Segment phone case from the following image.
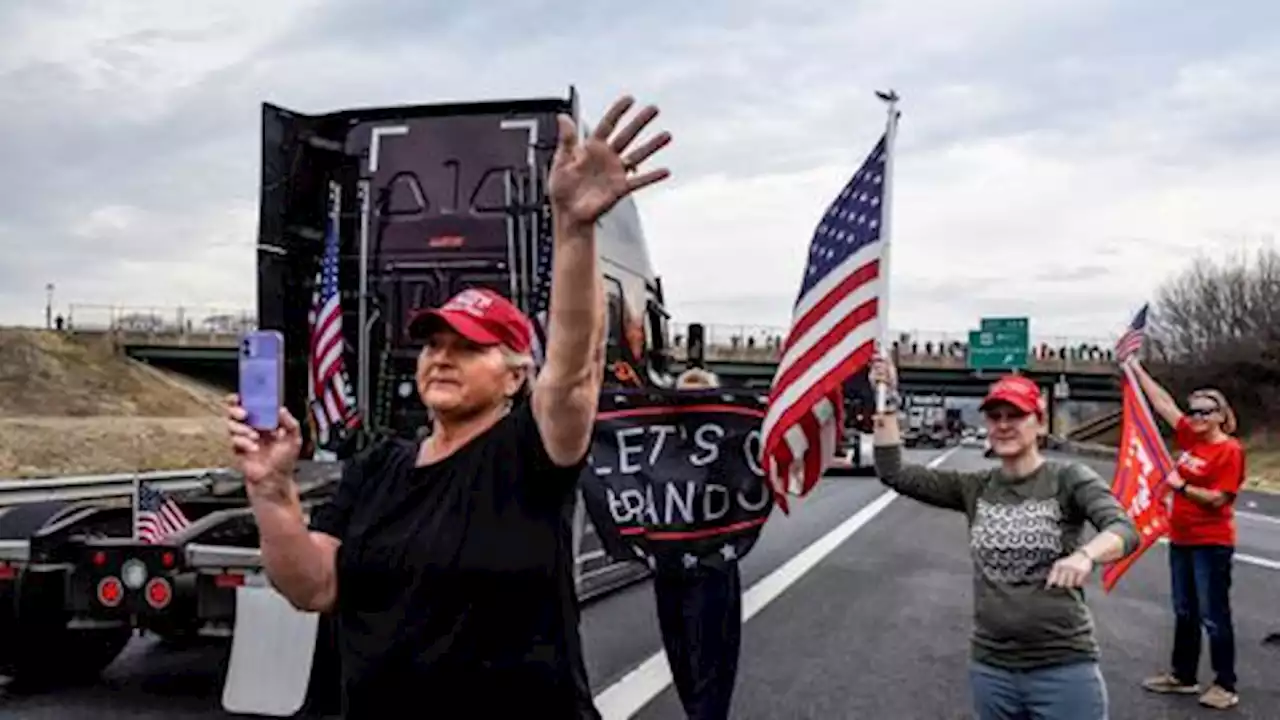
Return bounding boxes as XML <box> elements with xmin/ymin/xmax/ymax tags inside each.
<box><xmin>239</xmin><ymin>331</ymin><xmax>284</xmax><ymax>430</ymax></box>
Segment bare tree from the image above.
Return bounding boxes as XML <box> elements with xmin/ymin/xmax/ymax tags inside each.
<box><xmin>1148</xmin><ymin>247</ymin><xmax>1280</xmax><ymax>436</ymax></box>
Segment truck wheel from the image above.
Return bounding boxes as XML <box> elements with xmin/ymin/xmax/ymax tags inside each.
<box><xmin>1</xmin><ymin>623</ymin><xmax>132</xmax><ymax>692</ymax></box>
<box><xmin>0</xmin><ymin>502</ymin><xmax>131</xmax><ymax>691</ymax></box>
<box><xmin>0</xmin><ymin>502</ymin><xmax>71</xmax><ymax>684</ymax></box>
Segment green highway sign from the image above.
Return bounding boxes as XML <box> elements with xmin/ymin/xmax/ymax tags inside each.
<box><xmin>980</xmin><ymin>317</ymin><xmax>1029</xmax><ymax>333</ymax></box>
<box><xmin>968</xmin><ymin>316</ymin><xmax>1029</xmax><ymax>370</ymax></box>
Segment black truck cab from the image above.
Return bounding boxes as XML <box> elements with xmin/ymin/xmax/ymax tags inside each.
<box><xmin>255</xmin><ymin>88</ymin><xmax>674</xmax><ymax>456</ymax></box>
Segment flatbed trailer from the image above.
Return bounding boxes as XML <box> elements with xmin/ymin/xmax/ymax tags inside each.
<box><xmin>0</xmin><ymin>462</ymin><xmax>644</xmax><ymax>713</ymax></box>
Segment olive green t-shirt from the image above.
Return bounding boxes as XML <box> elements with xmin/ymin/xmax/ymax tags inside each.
<box><xmin>874</xmin><ymin>444</ymin><xmax>1139</xmax><ymax>670</ymax></box>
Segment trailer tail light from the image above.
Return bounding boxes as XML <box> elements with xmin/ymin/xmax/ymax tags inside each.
<box><xmin>97</xmin><ymin>576</ymin><xmax>124</xmax><ymax>607</ymax></box>
<box><xmin>0</xmin><ymin>564</ymin><xmax>15</xmax><ymax>580</ymax></box>
<box><xmin>145</xmin><ymin>577</ymin><xmax>173</xmax><ymax>609</ymax></box>
<box><xmin>92</xmin><ymin>551</ymin><xmax>107</xmax><ymax>567</ymax></box>
<box><xmin>215</xmin><ymin>573</ymin><xmax>246</xmax><ymax>589</ymax></box>
<box><xmin>161</xmin><ymin>551</ymin><xmax>175</xmax><ymax>568</ymax></box>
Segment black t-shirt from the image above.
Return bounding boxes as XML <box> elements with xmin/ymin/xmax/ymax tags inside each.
<box><xmin>310</xmin><ymin>401</ymin><xmax>599</xmax><ymax>719</ymax></box>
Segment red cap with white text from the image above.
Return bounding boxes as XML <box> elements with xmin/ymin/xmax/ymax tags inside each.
<box><xmin>979</xmin><ymin>374</ymin><xmax>1043</xmax><ymax>416</ymax></box>
<box><xmin>406</xmin><ymin>288</ymin><xmax>533</xmax><ymax>355</ymax></box>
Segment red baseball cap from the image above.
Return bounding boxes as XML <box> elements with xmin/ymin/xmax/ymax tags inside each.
<box><xmin>406</xmin><ymin>288</ymin><xmax>533</xmax><ymax>355</ymax></box>
<box><xmin>979</xmin><ymin>374</ymin><xmax>1044</xmax><ymax>416</ymax></box>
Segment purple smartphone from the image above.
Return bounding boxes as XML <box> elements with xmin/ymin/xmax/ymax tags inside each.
<box><xmin>238</xmin><ymin>330</ymin><xmax>284</xmax><ymax>431</ymax></box>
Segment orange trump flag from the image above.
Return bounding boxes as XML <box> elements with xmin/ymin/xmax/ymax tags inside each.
<box><xmin>1101</xmin><ymin>364</ymin><xmax>1176</xmax><ymax>592</ymax></box>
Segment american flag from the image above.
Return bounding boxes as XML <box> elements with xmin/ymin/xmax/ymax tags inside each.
<box><xmin>308</xmin><ymin>182</ymin><xmax>360</xmax><ymax>448</ymax></box>
<box><xmin>761</xmin><ymin>134</ymin><xmax>890</xmax><ymax>505</ymax></box>
<box><xmin>1116</xmin><ymin>303</ymin><xmax>1149</xmax><ymax>361</ymax></box>
<box><xmin>135</xmin><ymin>481</ymin><xmax>191</xmax><ymax>544</ymax></box>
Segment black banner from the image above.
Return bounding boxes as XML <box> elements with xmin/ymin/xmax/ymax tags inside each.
<box><xmin>579</xmin><ymin>389</ymin><xmax>774</xmax><ymax>570</ymax></box>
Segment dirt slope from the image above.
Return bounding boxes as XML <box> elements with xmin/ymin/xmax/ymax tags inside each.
<box><xmin>0</xmin><ymin>329</ymin><xmax>232</xmax><ymax>478</ymax></box>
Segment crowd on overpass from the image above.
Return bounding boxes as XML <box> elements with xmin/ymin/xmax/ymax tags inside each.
<box><xmin>669</xmin><ymin>327</ymin><xmax>1123</xmax><ymax>364</ymax></box>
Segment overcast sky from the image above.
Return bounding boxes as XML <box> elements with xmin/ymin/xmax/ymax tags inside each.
<box><xmin>2</xmin><ymin>0</ymin><xmax>1277</xmax><ymax>345</ymax></box>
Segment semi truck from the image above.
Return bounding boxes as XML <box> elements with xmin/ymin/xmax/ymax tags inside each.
<box><xmin>0</xmin><ymin>89</ymin><xmax>677</xmax><ymax>716</ymax></box>
<box><xmin>902</xmin><ymin>394</ymin><xmax>950</xmax><ymax>448</ymax></box>
<box><xmin>829</xmin><ymin>371</ymin><xmax>878</xmax><ymax>475</ymax></box>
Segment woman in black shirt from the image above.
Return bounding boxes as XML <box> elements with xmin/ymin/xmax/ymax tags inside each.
<box><xmin>224</xmin><ymin>95</ymin><xmax>672</xmax><ymax>718</ymax></box>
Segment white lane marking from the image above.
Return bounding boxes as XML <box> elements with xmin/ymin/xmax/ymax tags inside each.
<box><xmin>1237</xmin><ymin>510</ymin><xmax>1280</xmax><ymax>526</ymax></box>
<box><xmin>592</xmin><ymin>445</ymin><xmax>962</xmax><ymax>719</ymax></box>
<box><xmin>1154</xmin><ymin>538</ymin><xmax>1280</xmax><ymax>571</ymax></box>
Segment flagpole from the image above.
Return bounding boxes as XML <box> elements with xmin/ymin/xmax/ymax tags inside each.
<box><xmin>131</xmin><ymin>472</ymin><xmax>140</xmax><ymax>541</ymax></box>
<box><xmin>874</xmin><ymin>89</ymin><xmax>901</xmax><ymax>413</ymax></box>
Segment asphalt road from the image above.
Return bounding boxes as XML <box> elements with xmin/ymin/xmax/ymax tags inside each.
<box><xmin>629</xmin><ymin>448</ymin><xmax>1280</xmax><ymax>719</ymax></box>
<box><xmin>3</xmin><ymin>447</ymin><xmax>1278</xmax><ymax>719</ymax></box>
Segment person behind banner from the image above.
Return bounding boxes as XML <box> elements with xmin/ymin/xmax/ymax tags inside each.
<box><xmin>222</xmin><ymin>95</ymin><xmax>672</xmax><ymax>719</ymax></box>
<box><xmin>868</xmin><ymin>357</ymin><xmax>1139</xmax><ymax>720</ymax></box>
<box><xmin>1127</xmin><ymin>358</ymin><xmax>1245</xmax><ymax>710</ymax></box>
<box><xmin>650</xmin><ymin>367</ymin><xmax>743</xmax><ymax>720</ymax></box>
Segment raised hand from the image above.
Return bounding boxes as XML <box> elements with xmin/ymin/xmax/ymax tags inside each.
<box><xmin>224</xmin><ymin>393</ymin><xmax>302</xmax><ymax>500</ymax></box>
<box><xmin>548</xmin><ymin>95</ymin><xmax>672</xmax><ymax>229</ymax></box>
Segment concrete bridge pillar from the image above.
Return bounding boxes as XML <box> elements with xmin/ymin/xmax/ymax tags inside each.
<box><xmin>1050</xmin><ymin>375</ymin><xmax>1072</xmax><ymax>436</ymax></box>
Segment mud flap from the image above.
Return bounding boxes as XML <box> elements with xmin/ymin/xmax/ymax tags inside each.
<box><xmin>221</xmin><ymin>584</ymin><xmax>320</xmax><ymax>717</ymax></box>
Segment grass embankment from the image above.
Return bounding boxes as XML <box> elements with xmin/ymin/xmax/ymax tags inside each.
<box><xmin>0</xmin><ymin>329</ymin><xmax>231</xmax><ymax>478</ymax></box>
<box><xmin>1245</xmin><ymin>441</ymin><xmax>1280</xmax><ymax>494</ymax></box>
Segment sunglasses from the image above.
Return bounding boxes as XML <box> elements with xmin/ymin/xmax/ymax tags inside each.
<box><xmin>984</xmin><ymin>408</ymin><xmax>1030</xmax><ymax>423</ymax></box>
<box><xmin>1187</xmin><ymin>406</ymin><xmax>1219</xmax><ymax>418</ymax></box>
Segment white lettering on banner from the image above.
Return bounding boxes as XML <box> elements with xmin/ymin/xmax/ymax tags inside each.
<box><xmin>649</xmin><ymin>425</ymin><xmax>678</xmax><ymax>467</ymax></box>
<box><xmin>616</xmin><ymin>427</ymin><xmax>646</xmax><ymax>474</ymax></box>
<box><xmin>690</xmin><ymin>424</ymin><xmax>724</xmax><ymax>467</ymax></box>
<box><xmin>592</xmin><ymin>422</ymin><xmax>764</xmax><ymax>476</ymax></box>
<box><xmin>665</xmin><ymin>481</ymin><xmax>696</xmax><ymax>524</ymax></box>
<box><xmin>704</xmin><ymin>485</ymin><xmax>729</xmax><ymax>523</ymax></box>
<box><xmin>739</xmin><ymin>479</ymin><xmax>770</xmax><ymax>512</ymax></box>
<box><xmin>743</xmin><ymin>430</ymin><xmax>764</xmax><ymax>477</ymax></box>
<box><xmin>592</xmin><ymin>415</ymin><xmax>772</xmax><ymax>529</ymax></box>
<box><xmin>1126</xmin><ymin>434</ymin><xmax>1154</xmax><ymax>516</ymax></box>
<box><xmin>608</xmin><ymin>488</ymin><xmax>646</xmax><ymax>524</ymax></box>
<box><xmin>605</xmin><ymin>481</ymin><xmax>769</xmax><ymax>526</ymax></box>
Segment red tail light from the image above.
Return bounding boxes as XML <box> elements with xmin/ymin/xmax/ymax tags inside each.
<box><xmin>161</xmin><ymin>552</ymin><xmax>175</xmax><ymax>568</ymax></box>
<box><xmin>97</xmin><ymin>576</ymin><xmax>124</xmax><ymax>607</ymax></box>
<box><xmin>92</xmin><ymin>551</ymin><xmax>107</xmax><ymax>567</ymax></box>
<box><xmin>0</xmin><ymin>564</ymin><xmax>15</xmax><ymax>581</ymax></box>
<box><xmin>144</xmin><ymin>577</ymin><xmax>173</xmax><ymax>609</ymax></box>
<box><xmin>215</xmin><ymin>573</ymin><xmax>246</xmax><ymax>589</ymax></box>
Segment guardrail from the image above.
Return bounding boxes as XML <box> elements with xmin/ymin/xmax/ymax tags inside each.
<box><xmin>61</xmin><ymin>304</ymin><xmax>257</xmax><ymax>335</ymax></box>
<box><xmin>668</xmin><ymin>323</ymin><xmax>1121</xmax><ymax>353</ymax></box>
<box><xmin>0</xmin><ymin>468</ymin><xmax>230</xmax><ymax>507</ymax></box>
<box><xmin>667</xmin><ymin>322</ymin><xmax>1125</xmax><ymax>366</ymax></box>
<box><xmin>50</xmin><ymin>304</ymin><xmax>1122</xmax><ymax>360</ymax></box>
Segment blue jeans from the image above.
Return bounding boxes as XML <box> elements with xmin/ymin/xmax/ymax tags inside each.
<box><xmin>1169</xmin><ymin>544</ymin><xmax>1236</xmax><ymax>691</ymax></box>
<box><xmin>970</xmin><ymin>660</ymin><xmax>1108</xmax><ymax>720</ymax></box>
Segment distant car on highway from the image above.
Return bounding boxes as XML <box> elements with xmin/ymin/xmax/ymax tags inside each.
<box><xmin>827</xmin><ymin>425</ymin><xmax>876</xmax><ymax>476</ymax></box>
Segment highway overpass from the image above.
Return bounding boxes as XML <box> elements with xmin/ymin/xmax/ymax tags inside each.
<box><xmin>82</xmin><ymin>319</ymin><xmax>1123</xmax><ymax>435</ymax></box>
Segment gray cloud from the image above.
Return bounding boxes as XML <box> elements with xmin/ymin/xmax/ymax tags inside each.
<box><xmin>1</xmin><ymin>0</ymin><xmax>1278</xmax><ymax>336</ymax></box>
<box><xmin>1032</xmin><ymin>265</ymin><xmax>1111</xmax><ymax>283</ymax></box>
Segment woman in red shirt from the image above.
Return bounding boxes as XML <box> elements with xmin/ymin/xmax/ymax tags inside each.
<box><xmin>1127</xmin><ymin>358</ymin><xmax>1246</xmax><ymax>711</ymax></box>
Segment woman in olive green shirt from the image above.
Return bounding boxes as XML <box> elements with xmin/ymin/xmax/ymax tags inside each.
<box><xmin>869</xmin><ymin>357</ymin><xmax>1139</xmax><ymax>720</ymax></box>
